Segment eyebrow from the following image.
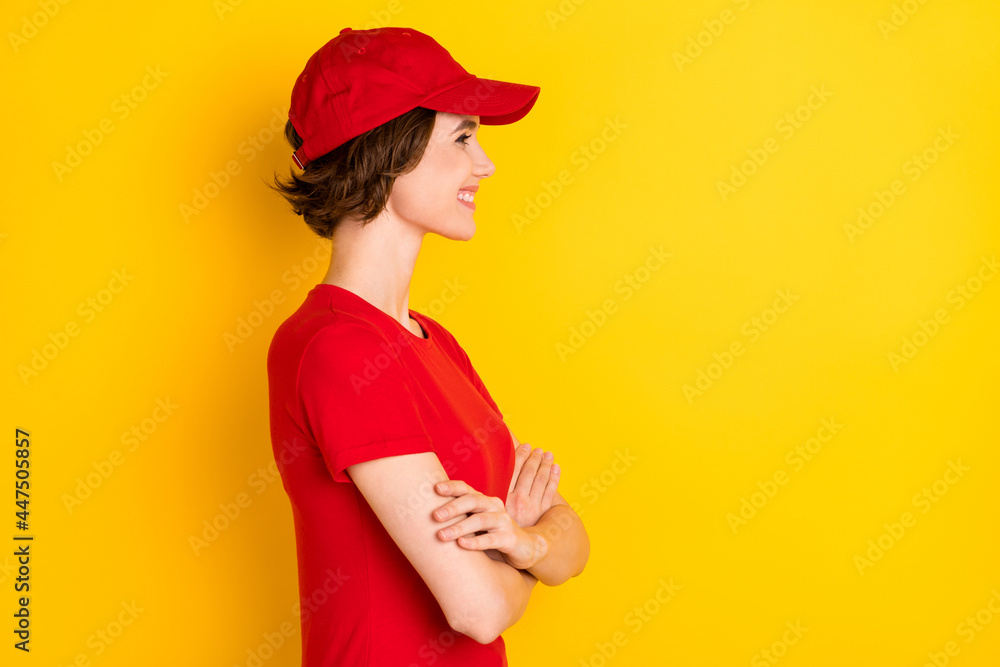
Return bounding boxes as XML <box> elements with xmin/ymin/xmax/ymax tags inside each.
<box><xmin>453</xmin><ymin>119</ymin><xmax>479</xmax><ymax>133</ymax></box>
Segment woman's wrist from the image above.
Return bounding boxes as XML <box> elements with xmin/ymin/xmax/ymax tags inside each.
<box><xmin>500</xmin><ymin>525</ymin><xmax>549</xmax><ymax>571</ymax></box>
<box><xmin>525</xmin><ymin>526</ymin><xmax>549</xmax><ymax>569</ymax></box>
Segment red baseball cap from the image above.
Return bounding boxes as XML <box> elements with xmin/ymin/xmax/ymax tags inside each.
<box><xmin>288</xmin><ymin>27</ymin><xmax>541</xmax><ymax>169</ymax></box>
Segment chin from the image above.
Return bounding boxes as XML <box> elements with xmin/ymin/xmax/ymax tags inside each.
<box><xmin>436</xmin><ymin>219</ymin><xmax>476</xmax><ymax>241</ymax></box>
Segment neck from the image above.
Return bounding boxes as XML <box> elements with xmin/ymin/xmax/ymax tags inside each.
<box><xmin>321</xmin><ymin>211</ymin><xmax>426</xmax><ymax>330</ymax></box>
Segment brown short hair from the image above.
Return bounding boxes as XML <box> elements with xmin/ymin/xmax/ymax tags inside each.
<box><xmin>268</xmin><ymin>106</ymin><xmax>438</xmax><ymax>239</ymax></box>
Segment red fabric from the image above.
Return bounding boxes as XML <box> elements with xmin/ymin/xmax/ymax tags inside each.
<box><xmin>267</xmin><ymin>283</ymin><xmax>514</xmax><ymax>666</ymax></box>
<box><xmin>288</xmin><ymin>26</ymin><xmax>541</xmax><ymax>168</ymax></box>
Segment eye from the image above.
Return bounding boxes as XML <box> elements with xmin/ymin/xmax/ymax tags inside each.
<box><xmin>456</xmin><ymin>133</ymin><xmax>472</xmax><ymax>146</ymax></box>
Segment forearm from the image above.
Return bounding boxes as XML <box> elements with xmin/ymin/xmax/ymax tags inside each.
<box><xmin>497</xmin><ymin>560</ymin><xmax>538</xmax><ymax>634</ymax></box>
<box><xmin>523</xmin><ymin>504</ymin><xmax>590</xmax><ymax>587</ymax></box>
<box><xmin>468</xmin><ymin>558</ymin><xmax>537</xmax><ymax>644</ymax></box>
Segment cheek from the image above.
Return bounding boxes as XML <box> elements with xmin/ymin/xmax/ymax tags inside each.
<box><xmin>386</xmin><ymin>178</ymin><xmax>422</xmax><ymax>219</ymax></box>
<box><xmin>425</xmin><ymin>143</ymin><xmax>472</xmax><ymax>178</ymax></box>
<box><xmin>388</xmin><ymin>174</ymin><xmax>446</xmax><ymax>218</ymax></box>
<box><xmin>389</xmin><ymin>148</ymin><xmax>470</xmax><ymax>216</ymax></box>
<box><xmin>420</xmin><ymin>163</ymin><xmax>466</xmax><ymax>204</ymax></box>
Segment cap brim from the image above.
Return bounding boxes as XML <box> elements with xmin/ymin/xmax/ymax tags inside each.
<box><xmin>419</xmin><ymin>77</ymin><xmax>540</xmax><ymax>125</ymax></box>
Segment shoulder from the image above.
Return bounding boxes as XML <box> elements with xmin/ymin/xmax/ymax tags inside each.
<box><xmin>294</xmin><ymin>321</ymin><xmax>421</xmax><ymax>405</ymax></box>
<box><xmin>269</xmin><ymin>304</ymin><xmax>404</xmax><ymax>382</ymax></box>
<box><xmin>301</xmin><ymin>319</ymin><xmax>405</xmax><ymax>365</ymax></box>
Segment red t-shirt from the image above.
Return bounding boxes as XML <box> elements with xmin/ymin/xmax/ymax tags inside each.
<box><xmin>267</xmin><ymin>283</ymin><xmax>515</xmax><ymax>666</ymax></box>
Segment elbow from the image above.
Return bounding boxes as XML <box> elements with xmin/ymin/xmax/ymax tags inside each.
<box><xmin>553</xmin><ymin>526</ymin><xmax>591</xmax><ymax>585</ymax></box>
<box><xmin>446</xmin><ymin>608</ymin><xmax>502</xmax><ymax>645</ymax></box>
<box><xmin>570</xmin><ymin>520</ymin><xmax>591</xmax><ymax>579</ymax></box>
<box><xmin>557</xmin><ymin>529</ymin><xmax>591</xmax><ymax>584</ymax></box>
<box><xmin>576</xmin><ymin>531</ymin><xmax>591</xmax><ymax>577</ymax></box>
<box><xmin>444</xmin><ymin>557</ymin><xmax>521</xmax><ymax>644</ymax></box>
<box><xmin>467</xmin><ymin>622</ymin><xmax>503</xmax><ymax>646</ymax></box>
<box><xmin>445</xmin><ymin>577</ymin><xmax>509</xmax><ymax>645</ymax></box>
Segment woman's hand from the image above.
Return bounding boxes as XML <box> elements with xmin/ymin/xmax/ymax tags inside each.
<box><xmin>505</xmin><ymin>444</ymin><xmax>561</xmax><ymax>529</ymax></box>
<box><xmin>432</xmin><ymin>480</ymin><xmax>548</xmax><ymax>571</ymax></box>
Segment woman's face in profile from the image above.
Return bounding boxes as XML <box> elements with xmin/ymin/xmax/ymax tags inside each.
<box><xmin>386</xmin><ymin>111</ymin><xmax>495</xmax><ymax>241</ymax></box>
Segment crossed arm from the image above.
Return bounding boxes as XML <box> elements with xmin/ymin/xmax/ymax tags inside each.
<box><xmin>505</xmin><ymin>428</ymin><xmax>590</xmax><ymax>586</ymax></box>
<box><xmin>432</xmin><ymin>425</ymin><xmax>590</xmax><ymax>586</ymax></box>
<box><xmin>348</xmin><ymin>452</ymin><xmax>539</xmax><ymax>644</ymax></box>
<box><xmin>346</xmin><ymin>426</ymin><xmax>589</xmax><ymax>643</ymax></box>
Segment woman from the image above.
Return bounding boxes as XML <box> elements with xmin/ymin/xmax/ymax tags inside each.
<box><xmin>266</xmin><ymin>27</ymin><xmax>590</xmax><ymax>666</ymax></box>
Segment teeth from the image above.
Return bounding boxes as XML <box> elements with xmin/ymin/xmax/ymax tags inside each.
<box><xmin>458</xmin><ymin>191</ymin><xmax>475</xmax><ymax>202</ymax></box>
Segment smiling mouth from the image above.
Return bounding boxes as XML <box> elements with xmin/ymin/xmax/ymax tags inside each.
<box><xmin>457</xmin><ymin>191</ymin><xmax>475</xmax><ymax>210</ymax></box>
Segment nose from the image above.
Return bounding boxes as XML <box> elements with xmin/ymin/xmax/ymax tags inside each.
<box><xmin>474</xmin><ymin>142</ymin><xmax>496</xmax><ymax>179</ymax></box>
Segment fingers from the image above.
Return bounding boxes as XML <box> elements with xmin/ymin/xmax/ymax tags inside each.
<box><xmin>513</xmin><ymin>443</ymin><xmax>532</xmax><ymax>470</ymax></box>
<box><xmin>432</xmin><ymin>494</ymin><xmax>478</xmax><ymax>522</ymax></box>
<box><xmin>540</xmin><ymin>460</ymin><xmax>561</xmax><ymax>512</ymax></box>
<box><xmin>507</xmin><ymin>443</ymin><xmax>532</xmax><ymax>499</ymax></box>
<box><xmin>529</xmin><ymin>450</ymin><xmax>555</xmax><ymax>501</ymax></box>
<box><xmin>455</xmin><ymin>531</ymin><xmax>504</xmax><ymax>551</ymax></box>
<box><xmin>513</xmin><ymin>447</ymin><xmax>545</xmax><ymax>495</ymax></box>
<box><xmin>458</xmin><ymin>525</ymin><xmax>540</xmax><ymax>571</ymax></box>
<box><xmin>433</xmin><ymin>480</ymin><xmax>495</xmax><ymax>522</ymax></box>
<box><xmin>435</xmin><ymin>479</ymin><xmax>471</xmax><ymax>497</ymax></box>
<box><xmin>437</xmin><ymin>510</ymin><xmax>508</xmax><ymax>543</ymax></box>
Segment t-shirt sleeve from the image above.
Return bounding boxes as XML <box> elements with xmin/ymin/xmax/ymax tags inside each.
<box><xmin>296</xmin><ymin>324</ymin><xmax>436</xmax><ymax>484</ymax></box>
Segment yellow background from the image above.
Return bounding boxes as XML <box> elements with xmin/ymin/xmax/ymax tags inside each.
<box><xmin>4</xmin><ymin>0</ymin><xmax>999</xmax><ymax>665</ymax></box>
